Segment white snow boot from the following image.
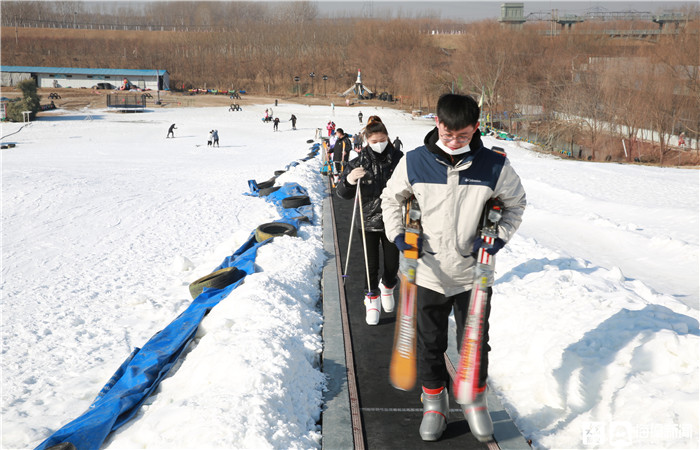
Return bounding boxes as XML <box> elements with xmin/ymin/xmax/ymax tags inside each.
<box><xmin>419</xmin><ymin>386</ymin><xmax>449</xmax><ymax>441</ymax></box>
<box><xmin>379</xmin><ymin>279</ymin><xmax>395</xmax><ymax>313</ymax></box>
<box><xmin>461</xmin><ymin>386</ymin><xmax>493</xmax><ymax>442</ymax></box>
<box><xmin>364</xmin><ymin>293</ymin><xmax>380</xmax><ymax>325</ymax></box>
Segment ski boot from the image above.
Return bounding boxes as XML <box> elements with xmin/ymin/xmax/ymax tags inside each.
<box><xmin>364</xmin><ymin>293</ymin><xmax>380</xmax><ymax>325</ymax></box>
<box><xmin>419</xmin><ymin>386</ymin><xmax>449</xmax><ymax>441</ymax></box>
<box><xmin>379</xmin><ymin>279</ymin><xmax>395</xmax><ymax>313</ymax></box>
<box><xmin>461</xmin><ymin>386</ymin><xmax>493</xmax><ymax>442</ymax></box>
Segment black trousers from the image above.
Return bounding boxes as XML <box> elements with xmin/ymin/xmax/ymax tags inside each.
<box><xmin>358</xmin><ymin>230</ymin><xmax>399</xmax><ymax>294</ymax></box>
<box><xmin>416</xmin><ymin>285</ymin><xmax>492</xmax><ymax>390</ymax></box>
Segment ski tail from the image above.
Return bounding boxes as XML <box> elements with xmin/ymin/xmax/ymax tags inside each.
<box><xmin>453</xmin><ymin>198</ymin><xmax>503</xmax><ymax>405</ymax></box>
<box><xmin>389</xmin><ymin>273</ymin><xmax>418</xmax><ymax>390</ymax></box>
<box><xmin>389</xmin><ymin>196</ymin><xmax>422</xmax><ymax>391</ymax></box>
<box><xmin>453</xmin><ymin>273</ymin><xmax>489</xmax><ymax>404</ymax></box>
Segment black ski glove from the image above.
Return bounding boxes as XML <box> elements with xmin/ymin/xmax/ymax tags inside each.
<box><xmin>472</xmin><ymin>237</ymin><xmax>505</xmax><ymax>256</ymax></box>
<box><xmin>394</xmin><ymin>233</ymin><xmax>423</xmax><ymax>253</ymax></box>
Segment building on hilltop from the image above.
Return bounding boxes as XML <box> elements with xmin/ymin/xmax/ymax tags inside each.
<box><xmin>0</xmin><ymin>66</ymin><xmax>169</xmax><ymax>91</ymax></box>
<box><xmin>499</xmin><ymin>3</ymin><xmax>526</xmax><ymax>29</ymax></box>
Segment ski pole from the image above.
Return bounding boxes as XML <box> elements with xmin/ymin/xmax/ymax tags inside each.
<box><xmin>329</xmin><ymin>160</ymin><xmax>337</xmax><ymax>188</ymax></box>
<box><xmin>342</xmin><ymin>183</ymin><xmax>360</xmax><ymax>283</ymax></box>
<box><xmin>356</xmin><ymin>182</ymin><xmax>373</xmax><ymax>296</ymax></box>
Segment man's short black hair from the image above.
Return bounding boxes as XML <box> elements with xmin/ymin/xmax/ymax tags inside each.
<box><xmin>436</xmin><ymin>93</ymin><xmax>480</xmax><ymax>131</ymax></box>
<box><xmin>336</xmin><ymin>128</ymin><xmax>344</xmax><ymax>135</ymax></box>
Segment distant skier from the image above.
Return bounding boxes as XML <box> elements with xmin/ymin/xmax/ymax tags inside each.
<box><xmin>212</xmin><ymin>129</ymin><xmax>219</xmax><ymax>147</ymax></box>
<box><xmin>273</xmin><ymin>117</ymin><xmax>280</xmax><ymax>131</ymax></box>
<box><xmin>353</xmin><ymin>132</ymin><xmax>363</xmax><ymax>152</ymax></box>
<box><xmin>290</xmin><ymin>114</ymin><xmax>297</xmax><ymax>130</ymax></box>
<box><xmin>167</xmin><ymin>123</ymin><xmax>177</xmax><ymax>138</ymax></box>
<box><xmin>392</xmin><ymin>136</ymin><xmax>403</xmax><ymax>152</ymax></box>
<box><xmin>358</xmin><ymin>111</ymin><xmax>363</xmax><ymax>123</ymax></box>
<box><xmin>207</xmin><ymin>130</ymin><xmax>213</xmax><ymax>147</ymax></box>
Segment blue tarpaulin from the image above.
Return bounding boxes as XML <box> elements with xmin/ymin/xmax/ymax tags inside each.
<box><xmin>267</xmin><ymin>183</ymin><xmax>314</xmax><ymax>225</ymax></box>
<box><xmin>245</xmin><ymin>182</ymin><xmax>314</xmax><ymax>225</ymax></box>
<box><xmin>35</xmin><ymin>235</ymin><xmax>267</xmax><ymax>450</ymax></box>
<box><xmin>35</xmin><ymin>153</ymin><xmax>320</xmax><ymax>450</ymax></box>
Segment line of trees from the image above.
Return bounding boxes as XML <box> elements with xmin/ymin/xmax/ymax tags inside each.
<box><xmin>2</xmin><ymin>1</ymin><xmax>698</xmax><ymax>164</ymax></box>
<box><xmin>1</xmin><ymin>1</ymin><xmax>318</xmax><ymax>30</ymax></box>
<box><xmin>444</xmin><ymin>20</ymin><xmax>699</xmax><ymax>163</ymax></box>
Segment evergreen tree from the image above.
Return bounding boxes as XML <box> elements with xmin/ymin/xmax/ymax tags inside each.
<box><xmin>6</xmin><ymin>79</ymin><xmax>41</xmax><ymax>122</ymax></box>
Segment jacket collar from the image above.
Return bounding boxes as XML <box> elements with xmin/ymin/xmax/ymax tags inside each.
<box><xmin>423</xmin><ymin>127</ymin><xmax>484</xmax><ymax>167</ymax></box>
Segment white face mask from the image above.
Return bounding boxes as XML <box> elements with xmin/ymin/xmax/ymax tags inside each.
<box><xmin>436</xmin><ymin>139</ymin><xmax>471</xmax><ymax>156</ymax></box>
<box><xmin>369</xmin><ymin>140</ymin><xmax>388</xmax><ymax>153</ymax></box>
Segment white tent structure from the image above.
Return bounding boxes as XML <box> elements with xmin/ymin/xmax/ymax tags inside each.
<box><xmin>342</xmin><ymin>69</ymin><xmax>373</xmax><ymax>99</ymax></box>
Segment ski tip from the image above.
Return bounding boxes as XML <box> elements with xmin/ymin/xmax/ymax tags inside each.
<box><xmin>389</xmin><ymin>380</ymin><xmax>415</xmax><ymax>392</ymax></box>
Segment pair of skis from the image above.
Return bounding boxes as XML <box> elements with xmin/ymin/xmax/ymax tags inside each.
<box><xmin>389</xmin><ymin>196</ymin><xmax>503</xmax><ymax>404</ymax></box>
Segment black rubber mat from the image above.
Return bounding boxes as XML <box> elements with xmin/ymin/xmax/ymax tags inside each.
<box><xmin>332</xmin><ymin>188</ymin><xmax>489</xmax><ymax>449</ymax></box>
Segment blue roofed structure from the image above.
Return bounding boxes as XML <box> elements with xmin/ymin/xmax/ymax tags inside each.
<box><xmin>0</xmin><ymin>66</ymin><xmax>169</xmax><ymax>91</ymax></box>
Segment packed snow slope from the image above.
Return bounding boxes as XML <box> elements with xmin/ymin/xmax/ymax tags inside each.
<box><xmin>2</xmin><ymin>101</ymin><xmax>698</xmax><ymax>449</ymax></box>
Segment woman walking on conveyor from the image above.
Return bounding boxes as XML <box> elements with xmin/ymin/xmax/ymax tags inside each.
<box><xmin>337</xmin><ymin>116</ymin><xmax>403</xmax><ymax>325</ymax></box>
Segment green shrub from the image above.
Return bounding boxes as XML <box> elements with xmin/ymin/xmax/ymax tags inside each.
<box><xmin>6</xmin><ymin>79</ymin><xmax>41</xmax><ymax>122</ymax></box>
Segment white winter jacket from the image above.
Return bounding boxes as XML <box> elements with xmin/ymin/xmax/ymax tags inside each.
<box><xmin>381</xmin><ymin>128</ymin><xmax>526</xmax><ymax>296</ymax></box>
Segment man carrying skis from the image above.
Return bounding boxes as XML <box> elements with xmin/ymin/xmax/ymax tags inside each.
<box><xmin>381</xmin><ymin>93</ymin><xmax>526</xmax><ymax>443</ymax></box>
<box><xmin>332</xmin><ymin>128</ymin><xmax>352</xmax><ymax>181</ymax></box>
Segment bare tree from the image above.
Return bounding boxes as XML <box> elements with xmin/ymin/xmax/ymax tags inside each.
<box><xmin>280</xmin><ymin>1</ymin><xmax>319</xmax><ymax>24</ymax></box>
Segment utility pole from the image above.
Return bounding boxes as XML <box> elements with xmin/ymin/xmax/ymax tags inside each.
<box><xmin>155</xmin><ymin>69</ymin><xmax>161</xmax><ymax>105</ymax></box>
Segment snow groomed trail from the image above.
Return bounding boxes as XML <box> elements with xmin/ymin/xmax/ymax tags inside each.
<box><xmin>321</xmin><ymin>173</ymin><xmax>530</xmax><ymax>449</ymax></box>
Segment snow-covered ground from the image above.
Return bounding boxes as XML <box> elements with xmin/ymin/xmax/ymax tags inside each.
<box><xmin>2</xmin><ymin>101</ymin><xmax>698</xmax><ymax>449</ymax></box>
